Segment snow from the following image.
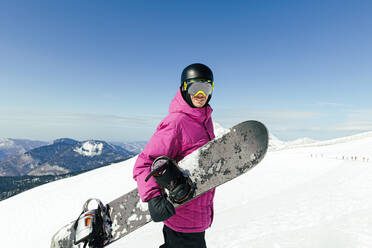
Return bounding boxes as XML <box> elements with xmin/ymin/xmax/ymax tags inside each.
<box><xmin>213</xmin><ymin>122</ymin><xmax>230</xmax><ymax>139</ymax></box>
<box><xmin>268</xmin><ymin>133</ymin><xmax>286</xmax><ymax>150</ymax></box>
<box><xmin>73</xmin><ymin>141</ymin><xmax>104</xmax><ymax>156</ymax></box>
<box><xmin>1</xmin><ymin>124</ymin><xmax>372</xmax><ymax>247</ymax></box>
<box><xmin>285</xmin><ymin>137</ymin><xmax>318</xmax><ymax>147</ymax></box>
<box><xmin>0</xmin><ymin>138</ymin><xmax>15</xmax><ymax>148</ymax></box>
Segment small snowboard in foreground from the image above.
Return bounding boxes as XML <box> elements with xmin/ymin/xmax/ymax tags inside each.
<box><xmin>51</xmin><ymin>120</ymin><xmax>269</xmax><ymax>248</ymax></box>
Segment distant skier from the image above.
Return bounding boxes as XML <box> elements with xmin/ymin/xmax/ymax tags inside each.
<box><xmin>133</xmin><ymin>63</ymin><xmax>216</xmax><ymax>248</ymax></box>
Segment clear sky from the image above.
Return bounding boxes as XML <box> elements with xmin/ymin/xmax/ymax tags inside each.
<box><xmin>1</xmin><ymin>0</ymin><xmax>371</xmax><ymax>142</ymax></box>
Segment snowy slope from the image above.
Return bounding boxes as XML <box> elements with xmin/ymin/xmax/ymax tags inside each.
<box><xmin>1</xmin><ymin>126</ymin><xmax>372</xmax><ymax>248</ymax></box>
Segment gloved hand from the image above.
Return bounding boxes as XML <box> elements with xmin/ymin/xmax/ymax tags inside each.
<box><xmin>148</xmin><ymin>195</ymin><xmax>175</xmax><ymax>222</ymax></box>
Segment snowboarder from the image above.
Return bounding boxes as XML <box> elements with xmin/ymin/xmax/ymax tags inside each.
<box><xmin>133</xmin><ymin>63</ymin><xmax>216</xmax><ymax>248</ymax></box>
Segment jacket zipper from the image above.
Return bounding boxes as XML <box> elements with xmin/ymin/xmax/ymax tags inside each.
<box><xmin>203</xmin><ymin>108</ymin><xmax>212</xmax><ymax>141</ymax></box>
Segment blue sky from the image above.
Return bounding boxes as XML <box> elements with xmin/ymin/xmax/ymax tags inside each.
<box><xmin>1</xmin><ymin>0</ymin><xmax>372</xmax><ymax>142</ymax></box>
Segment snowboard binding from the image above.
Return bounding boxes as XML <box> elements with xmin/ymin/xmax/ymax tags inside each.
<box><xmin>145</xmin><ymin>156</ymin><xmax>196</xmax><ymax>204</ymax></box>
<box><xmin>73</xmin><ymin>198</ymin><xmax>113</xmax><ymax>248</ymax></box>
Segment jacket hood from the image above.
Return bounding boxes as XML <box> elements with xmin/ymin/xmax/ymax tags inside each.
<box><xmin>169</xmin><ymin>89</ymin><xmax>213</xmax><ymax>123</ymax></box>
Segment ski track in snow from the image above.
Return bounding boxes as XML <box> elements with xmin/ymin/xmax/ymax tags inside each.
<box><xmin>1</xmin><ymin>125</ymin><xmax>372</xmax><ymax>247</ymax></box>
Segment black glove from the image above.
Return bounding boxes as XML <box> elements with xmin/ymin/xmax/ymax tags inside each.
<box><xmin>148</xmin><ymin>195</ymin><xmax>175</xmax><ymax>222</ymax></box>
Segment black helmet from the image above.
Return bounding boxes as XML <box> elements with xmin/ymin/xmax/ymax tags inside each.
<box><xmin>180</xmin><ymin>63</ymin><xmax>214</xmax><ymax>108</ymax></box>
<box><xmin>181</xmin><ymin>63</ymin><xmax>214</xmax><ymax>84</ymax></box>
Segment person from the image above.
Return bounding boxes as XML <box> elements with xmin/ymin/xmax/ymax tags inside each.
<box><xmin>133</xmin><ymin>63</ymin><xmax>216</xmax><ymax>248</ymax></box>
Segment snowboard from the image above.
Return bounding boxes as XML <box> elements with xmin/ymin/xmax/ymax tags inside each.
<box><xmin>51</xmin><ymin>120</ymin><xmax>269</xmax><ymax>248</ymax></box>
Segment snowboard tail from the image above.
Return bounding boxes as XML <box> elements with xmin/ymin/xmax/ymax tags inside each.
<box><xmin>51</xmin><ymin>120</ymin><xmax>269</xmax><ymax>247</ymax></box>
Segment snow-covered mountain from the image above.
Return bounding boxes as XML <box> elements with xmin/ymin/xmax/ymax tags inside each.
<box><xmin>268</xmin><ymin>133</ymin><xmax>286</xmax><ymax>150</ymax></box>
<box><xmin>1</xmin><ymin>124</ymin><xmax>372</xmax><ymax>247</ymax></box>
<box><xmin>110</xmin><ymin>141</ymin><xmax>147</xmax><ymax>154</ymax></box>
<box><xmin>268</xmin><ymin>135</ymin><xmax>318</xmax><ymax>151</ymax></box>
<box><xmin>285</xmin><ymin>137</ymin><xmax>318</xmax><ymax>146</ymax></box>
<box><xmin>0</xmin><ymin>138</ymin><xmax>136</xmax><ymax>176</ymax></box>
<box><xmin>0</xmin><ymin>138</ymin><xmax>48</xmax><ymax>162</ymax></box>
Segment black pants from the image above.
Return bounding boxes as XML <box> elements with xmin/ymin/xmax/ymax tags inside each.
<box><xmin>159</xmin><ymin>225</ymin><xmax>207</xmax><ymax>248</ymax></box>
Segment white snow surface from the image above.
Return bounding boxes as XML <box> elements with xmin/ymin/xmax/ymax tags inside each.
<box><xmin>73</xmin><ymin>141</ymin><xmax>104</xmax><ymax>156</ymax></box>
<box><xmin>1</xmin><ymin>124</ymin><xmax>372</xmax><ymax>247</ymax></box>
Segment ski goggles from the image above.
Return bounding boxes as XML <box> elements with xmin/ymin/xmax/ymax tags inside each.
<box><xmin>183</xmin><ymin>79</ymin><xmax>214</xmax><ymax>97</ymax></box>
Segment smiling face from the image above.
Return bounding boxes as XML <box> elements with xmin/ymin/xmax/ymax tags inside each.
<box><xmin>190</xmin><ymin>92</ymin><xmax>209</xmax><ymax>108</ymax></box>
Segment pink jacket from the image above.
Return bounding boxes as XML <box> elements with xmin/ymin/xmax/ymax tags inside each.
<box><xmin>133</xmin><ymin>89</ymin><xmax>215</xmax><ymax>233</ymax></box>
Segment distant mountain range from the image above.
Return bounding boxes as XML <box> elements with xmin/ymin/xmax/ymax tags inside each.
<box><xmin>0</xmin><ymin>138</ymin><xmax>48</xmax><ymax>162</ymax></box>
<box><xmin>268</xmin><ymin>134</ymin><xmax>318</xmax><ymax>151</ymax></box>
<box><xmin>110</xmin><ymin>141</ymin><xmax>147</xmax><ymax>154</ymax></box>
<box><xmin>0</xmin><ymin>138</ymin><xmax>146</xmax><ymax>176</ymax></box>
